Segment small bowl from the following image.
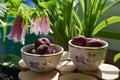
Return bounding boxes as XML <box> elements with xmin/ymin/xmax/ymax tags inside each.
<box><xmin>21</xmin><ymin>44</ymin><xmax>64</xmax><ymax>72</ymax></box>
<box><xmin>69</xmin><ymin>38</ymin><xmax>108</xmax><ymax>71</ymax></box>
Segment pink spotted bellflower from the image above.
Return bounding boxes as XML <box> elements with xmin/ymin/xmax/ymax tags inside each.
<box><xmin>30</xmin><ymin>17</ymin><xmax>41</xmax><ymax>35</ymax></box>
<box><xmin>30</xmin><ymin>16</ymin><xmax>51</xmax><ymax>36</ymax></box>
<box><xmin>7</xmin><ymin>16</ymin><xmax>26</xmax><ymax>45</ymax></box>
<box><xmin>8</xmin><ymin>16</ymin><xmax>51</xmax><ymax>45</ymax></box>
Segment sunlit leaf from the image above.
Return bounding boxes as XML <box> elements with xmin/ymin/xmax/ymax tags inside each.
<box><xmin>5</xmin><ymin>0</ymin><xmax>21</xmax><ymax>8</ymax></box>
<box><xmin>92</xmin><ymin>16</ymin><xmax>120</xmax><ymax>36</ymax></box>
<box><xmin>72</xmin><ymin>9</ymin><xmax>83</xmax><ymax>32</ymax></box>
<box><xmin>38</xmin><ymin>0</ymin><xmax>57</xmax><ymax>8</ymax></box>
<box><xmin>2</xmin><ymin>25</ymin><xmax>7</xmax><ymax>41</ymax></box>
<box><xmin>5</xmin><ymin>0</ymin><xmax>21</xmax><ymax>16</ymax></box>
<box><xmin>79</xmin><ymin>0</ymin><xmax>85</xmax><ymax>14</ymax></box>
<box><xmin>114</xmin><ymin>53</ymin><xmax>120</xmax><ymax>62</ymax></box>
<box><xmin>102</xmin><ymin>0</ymin><xmax>120</xmax><ymax>14</ymax></box>
<box><xmin>3</xmin><ymin>54</ymin><xmax>21</xmax><ymax>68</ymax></box>
<box><xmin>0</xmin><ymin>3</ymin><xmax>8</xmax><ymax>17</ymax></box>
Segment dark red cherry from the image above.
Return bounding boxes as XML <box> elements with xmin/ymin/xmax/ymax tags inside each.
<box><xmin>86</xmin><ymin>39</ymin><xmax>104</xmax><ymax>47</ymax></box>
<box><xmin>35</xmin><ymin>44</ymin><xmax>51</xmax><ymax>55</ymax></box>
<box><xmin>72</xmin><ymin>35</ymin><xmax>87</xmax><ymax>46</ymax></box>
<box><xmin>49</xmin><ymin>48</ymin><xmax>56</xmax><ymax>54</ymax></box>
<box><xmin>35</xmin><ymin>38</ymin><xmax>51</xmax><ymax>49</ymax></box>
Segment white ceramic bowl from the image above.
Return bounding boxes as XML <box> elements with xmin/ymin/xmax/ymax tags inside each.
<box><xmin>21</xmin><ymin>44</ymin><xmax>64</xmax><ymax>72</ymax></box>
<box><xmin>69</xmin><ymin>39</ymin><xmax>108</xmax><ymax>71</ymax></box>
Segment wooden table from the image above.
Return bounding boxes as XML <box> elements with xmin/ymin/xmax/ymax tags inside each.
<box><xmin>18</xmin><ymin>52</ymin><xmax>120</xmax><ymax>80</ymax></box>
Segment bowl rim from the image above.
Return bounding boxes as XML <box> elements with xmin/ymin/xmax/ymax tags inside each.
<box><xmin>21</xmin><ymin>44</ymin><xmax>64</xmax><ymax>57</ymax></box>
<box><xmin>68</xmin><ymin>38</ymin><xmax>108</xmax><ymax>50</ymax></box>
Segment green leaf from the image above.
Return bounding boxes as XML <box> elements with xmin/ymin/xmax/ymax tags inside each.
<box><xmin>3</xmin><ymin>25</ymin><xmax>7</xmax><ymax>42</ymax></box>
<box><xmin>96</xmin><ymin>30</ymin><xmax>120</xmax><ymax>40</ymax></box>
<box><xmin>92</xmin><ymin>16</ymin><xmax>120</xmax><ymax>36</ymax></box>
<box><xmin>2</xmin><ymin>62</ymin><xmax>14</xmax><ymax>68</ymax></box>
<box><xmin>38</xmin><ymin>0</ymin><xmax>57</xmax><ymax>9</ymax></box>
<box><xmin>114</xmin><ymin>53</ymin><xmax>120</xmax><ymax>62</ymax></box>
<box><xmin>5</xmin><ymin>0</ymin><xmax>22</xmax><ymax>16</ymax></box>
<box><xmin>0</xmin><ymin>19</ymin><xmax>7</xmax><ymax>41</ymax></box>
<box><xmin>72</xmin><ymin>9</ymin><xmax>83</xmax><ymax>33</ymax></box>
<box><xmin>0</xmin><ymin>3</ymin><xmax>8</xmax><ymax>17</ymax></box>
<box><xmin>5</xmin><ymin>0</ymin><xmax>21</xmax><ymax>8</ymax></box>
<box><xmin>0</xmin><ymin>19</ymin><xmax>6</xmax><ymax>26</ymax></box>
<box><xmin>19</xmin><ymin>3</ymin><xmax>32</xmax><ymax>16</ymax></box>
<box><xmin>3</xmin><ymin>54</ymin><xmax>21</xmax><ymax>68</ymax></box>
<box><xmin>79</xmin><ymin>0</ymin><xmax>85</xmax><ymax>14</ymax></box>
<box><xmin>102</xmin><ymin>0</ymin><xmax>120</xmax><ymax>14</ymax></box>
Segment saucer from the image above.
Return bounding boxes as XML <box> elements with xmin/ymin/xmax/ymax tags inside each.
<box><xmin>59</xmin><ymin>73</ymin><xmax>97</xmax><ymax>80</ymax></box>
<box><xmin>18</xmin><ymin>51</ymin><xmax>120</xmax><ymax>80</ymax></box>
<box><xmin>19</xmin><ymin>70</ymin><xmax>59</xmax><ymax>80</ymax></box>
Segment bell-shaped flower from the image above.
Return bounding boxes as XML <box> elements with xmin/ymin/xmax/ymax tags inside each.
<box><xmin>30</xmin><ymin>17</ymin><xmax>41</xmax><ymax>35</ymax></box>
<box><xmin>30</xmin><ymin>16</ymin><xmax>51</xmax><ymax>36</ymax></box>
<box><xmin>7</xmin><ymin>16</ymin><xmax>26</xmax><ymax>45</ymax></box>
<box><xmin>40</xmin><ymin>16</ymin><xmax>50</xmax><ymax>35</ymax></box>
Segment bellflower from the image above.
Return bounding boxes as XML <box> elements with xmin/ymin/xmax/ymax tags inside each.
<box><xmin>30</xmin><ymin>16</ymin><xmax>51</xmax><ymax>36</ymax></box>
<box><xmin>30</xmin><ymin>17</ymin><xmax>41</xmax><ymax>35</ymax></box>
<box><xmin>40</xmin><ymin>16</ymin><xmax>50</xmax><ymax>35</ymax></box>
<box><xmin>7</xmin><ymin>16</ymin><xmax>26</xmax><ymax>45</ymax></box>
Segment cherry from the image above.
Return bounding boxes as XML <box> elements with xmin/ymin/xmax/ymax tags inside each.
<box><xmin>35</xmin><ymin>38</ymin><xmax>50</xmax><ymax>49</ymax></box>
<box><xmin>35</xmin><ymin>45</ymin><xmax>50</xmax><ymax>55</ymax></box>
<box><xmin>86</xmin><ymin>39</ymin><xmax>104</xmax><ymax>47</ymax></box>
<box><xmin>72</xmin><ymin>35</ymin><xmax>87</xmax><ymax>46</ymax></box>
<box><xmin>50</xmin><ymin>48</ymin><xmax>56</xmax><ymax>54</ymax></box>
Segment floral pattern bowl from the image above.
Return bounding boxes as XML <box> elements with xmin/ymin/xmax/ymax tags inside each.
<box><xmin>69</xmin><ymin>38</ymin><xmax>108</xmax><ymax>71</ymax></box>
<box><xmin>21</xmin><ymin>44</ymin><xmax>64</xmax><ymax>72</ymax></box>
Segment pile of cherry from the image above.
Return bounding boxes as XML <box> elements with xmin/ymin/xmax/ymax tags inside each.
<box><xmin>29</xmin><ymin>38</ymin><xmax>56</xmax><ymax>55</ymax></box>
<box><xmin>28</xmin><ymin>36</ymin><xmax>105</xmax><ymax>55</ymax></box>
<box><xmin>71</xmin><ymin>35</ymin><xmax>105</xmax><ymax>47</ymax></box>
